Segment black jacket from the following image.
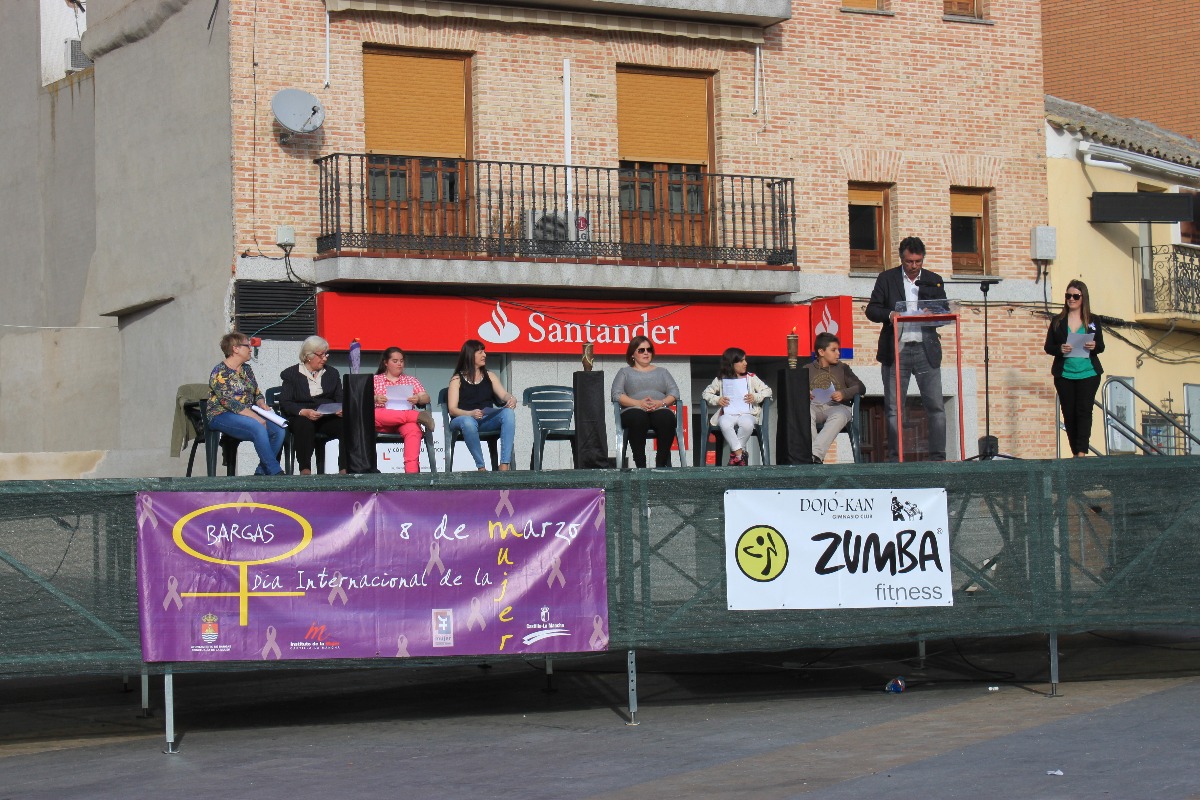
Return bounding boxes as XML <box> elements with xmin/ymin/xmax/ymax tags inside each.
<box><xmin>1043</xmin><ymin>316</ymin><xmax>1104</xmax><ymax>378</ymax></box>
<box><xmin>864</xmin><ymin>266</ymin><xmax>949</xmax><ymax>367</ymax></box>
<box><xmin>278</xmin><ymin>364</ymin><xmax>343</xmax><ymax>415</ymax></box>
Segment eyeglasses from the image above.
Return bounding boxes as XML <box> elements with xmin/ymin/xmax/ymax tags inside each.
<box><xmin>1065</xmin><ymin>293</ymin><xmax>1082</xmax><ymax>300</ymax></box>
<box><xmin>636</xmin><ymin>347</ymin><xmax>654</xmax><ymax>354</ymax></box>
<box><xmin>310</xmin><ymin>352</ymin><xmax>329</xmax><ymax>359</ymax></box>
<box><xmin>234</xmin><ymin>343</ymin><xmax>251</xmax><ymax>350</ymax></box>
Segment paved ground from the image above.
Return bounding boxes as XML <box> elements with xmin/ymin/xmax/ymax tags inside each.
<box><xmin>0</xmin><ymin>631</ymin><xmax>1196</xmax><ymax>799</ymax></box>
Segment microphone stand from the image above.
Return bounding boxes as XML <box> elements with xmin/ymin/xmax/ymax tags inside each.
<box><xmin>948</xmin><ymin>278</ymin><xmax>1014</xmax><ymax>460</ymax></box>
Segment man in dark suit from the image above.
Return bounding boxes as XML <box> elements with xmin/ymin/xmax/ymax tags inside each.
<box><xmin>865</xmin><ymin>236</ymin><xmax>948</xmax><ymax>461</ymax></box>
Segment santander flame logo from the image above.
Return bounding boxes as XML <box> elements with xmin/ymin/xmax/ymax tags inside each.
<box><xmin>477</xmin><ymin>302</ymin><xmax>521</xmax><ymax>344</ymax></box>
<box><xmin>814</xmin><ymin>305</ymin><xmax>839</xmax><ymax>337</ymax></box>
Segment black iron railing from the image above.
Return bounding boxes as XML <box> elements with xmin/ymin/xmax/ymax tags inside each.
<box><xmin>315</xmin><ymin>154</ymin><xmax>797</xmax><ymax>267</ymax></box>
<box><xmin>1135</xmin><ymin>244</ymin><xmax>1200</xmax><ymax>315</ymax></box>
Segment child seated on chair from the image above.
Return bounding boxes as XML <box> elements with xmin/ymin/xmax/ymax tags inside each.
<box><xmin>805</xmin><ymin>332</ymin><xmax>865</xmax><ymax>464</ymax></box>
<box><xmin>701</xmin><ymin>347</ymin><xmax>772</xmax><ymax>467</ymax></box>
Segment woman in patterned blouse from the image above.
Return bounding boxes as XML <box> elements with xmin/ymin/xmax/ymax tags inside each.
<box><xmin>373</xmin><ymin>347</ymin><xmax>435</xmax><ymax>473</ymax></box>
<box><xmin>205</xmin><ymin>331</ymin><xmax>286</xmax><ymax>475</ymax></box>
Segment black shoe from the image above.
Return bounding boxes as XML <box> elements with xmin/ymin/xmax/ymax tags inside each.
<box><xmin>811</xmin><ymin>456</ymin><xmax>823</xmax><ymax>464</ymax></box>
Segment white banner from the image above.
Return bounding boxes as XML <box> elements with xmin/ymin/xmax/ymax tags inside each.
<box><xmin>724</xmin><ymin>489</ymin><xmax>953</xmax><ymax>610</ymax></box>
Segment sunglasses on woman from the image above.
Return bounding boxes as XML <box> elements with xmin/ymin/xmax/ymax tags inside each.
<box><xmin>1065</xmin><ymin>292</ymin><xmax>1082</xmax><ymax>300</ymax></box>
<box><xmin>636</xmin><ymin>347</ymin><xmax>654</xmax><ymax>354</ymax></box>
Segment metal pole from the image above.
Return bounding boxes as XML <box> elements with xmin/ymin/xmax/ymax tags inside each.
<box><xmin>626</xmin><ymin>649</ymin><xmax>639</xmax><ymax>726</ymax></box>
<box><xmin>163</xmin><ymin>668</ymin><xmax>179</xmax><ymax>754</ymax></box>
<box><xmin>543</xmin><ymin>656</ymin><xmax>556</xmax><ymax>693</ymax></box>
<box><xmin>1048</xmin><ymin>631</ymin><xmax>1061</xmax><ymax>698</ymax></box>
<box><xmin>139</xmin><ymin>667</ymin><xmax>152</xmax><ymax>718</ymax></box>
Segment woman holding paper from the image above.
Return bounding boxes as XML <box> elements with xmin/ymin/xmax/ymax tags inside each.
<box><xmin>1044</xmin><ymin>279</ymin><xmax>1105</xmax><ymax>457</ymax></box>
<box><xmin>205</xmin><ymin>330</ymin><xmax>286</xmax><ymax>475</ymax></box>
<box><xmin>373</xmin><ymin>347</ymin><xmax>434</xmax><ymax>474</ymax></box>
<box><xmin>702</xmin><ymin>347</ymin><xmax>773</xmax><ymax>466</ymax></box>
<box><xmin>613</xmin><ymin>336</ymin><xmax>681</xmax><ymax>468</ymax></box>
<box><xmin>278</xmin><ymin>336</ymin><xmax>345</xmax><ymax>475</ymax></box>
<box><xmin>447</xmin><ymin>339</ymin><xmax>517</xmax><ymax>471</ymax></box>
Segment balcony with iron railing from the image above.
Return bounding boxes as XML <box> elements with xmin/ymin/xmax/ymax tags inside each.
<box><xmin>1134</xmin><ymin>244</ymin><xmax>1200</xmax><ymax>327</ymax></box>
<box><xmin>315</xmin><ymin>154</ymin><xmax>797</xmax><ymax>269</ymax></box>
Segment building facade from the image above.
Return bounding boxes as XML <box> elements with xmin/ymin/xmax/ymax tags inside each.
<box><xmin>0</xmin><ymin>0</ymin><xmax>1054</xmax><ymax>476</ymax></box>
<box><xmin>1045</xmin><ymin>96</ymin><xmax>1200</xmax><ymax>456</ymax></box>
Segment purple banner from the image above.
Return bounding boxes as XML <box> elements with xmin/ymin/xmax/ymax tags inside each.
<box><xmin>136</xmin><ymin>489</ymin><xmax>608</xmax><ymax>662</ymax></box>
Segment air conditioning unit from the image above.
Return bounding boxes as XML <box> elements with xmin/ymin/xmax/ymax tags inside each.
<box><xmin>64</xmin><ymin>39</ymin><xmax>92</xmax><ymax>74</ymax></box>
<box><xmin>523</xmin><ymin>209</ymin><xmax>591</xmax><ymax>256</ymax></box>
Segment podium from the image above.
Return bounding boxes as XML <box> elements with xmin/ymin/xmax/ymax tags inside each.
<box><xmin>891</xmin><ymin>311</ymin><xmax>966</xmax><ymax>462</ymax></box>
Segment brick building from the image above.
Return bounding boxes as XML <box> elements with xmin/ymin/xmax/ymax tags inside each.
<box><xmin>0</xmin><ymin>0</ymin><xmax>1054</xmax><ymax>475</ymax></box>
<box><xmin>1043</xmin><ymin>0</ymin><xmax>1200</xmax><ymax>142</ymax></box>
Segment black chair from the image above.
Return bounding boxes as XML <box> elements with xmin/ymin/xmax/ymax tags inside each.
<box><xmin>184</xmin><ymin>399</ymin><xmax>251</xmax><ymax>477</ymax></box>
<box><xmin>439</xmin><ymin>388</ymin><xmax>500</xmax><ymax>471</ymax></box>
<box><xmin>611</xmin><ymin>401</ymin><xmax>688</xmax><ymax>468</ymax></box>
<box><xmin>267</xmin><ymin>386</ymin><xmax>338</xmax><ymax>474</ymax></box>
<box><xmin>697</xmin><ymin>396</ymin><xmax>773</xmax><ymax>466</ymax></box>
<box><xmin>375</xmin><ymin>403</ymin><xmax>438</xmax><ymax>473</ymax></box>
<box><xmin>524</xmin><ymin>385</ymin><xmax>576</xmax><ymax>470</ymax></box>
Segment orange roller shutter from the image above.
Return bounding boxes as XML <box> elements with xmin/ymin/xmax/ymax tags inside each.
<box><xmin>617</xmin><ymin>70</ymin><xmax>710</xmax><ymax>165</ymax></box>
<box><xmin>363</xmin><ymin>51</ymin><xmax>467</xmax><ymax>158</ymax></box>
<box><xmin>950</xmin><ymin>191</ymin><xmax>986</xmax><ymax>216</ymax></box>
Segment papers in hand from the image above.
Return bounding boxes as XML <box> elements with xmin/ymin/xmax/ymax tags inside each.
<box><xmin>722</xmin><ymin>378</ymin><xmax>751</xmax><ymax>415</ymax></box>
<box><xmin>811</xmin><ymin>386</ymin><xmax>836</xmax><ymax>405</ymax></box>
<box><xmin>385</xmin><ymin>385</ymin><xmax>414</xmax><ymax>410</ymax></box>
<box><xmin>1065</xmin><ymin>331</ymin><xmax>1095</xmax><ymax>358</ymax></box>
<box><xmin>315</xmin><ymin>403</ymin><xmax>342</xmax><ymax>415</ymax></box>
<box><xmin>251</xmin><ymin>405</ymin><xmax>287</xmax><ymax>427</ymax></box>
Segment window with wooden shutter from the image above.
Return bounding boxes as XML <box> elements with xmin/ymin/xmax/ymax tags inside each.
<box><xmin>843</xmin><ymin>0</ymin><xmax>883</xmax><ymax>10</ymax></box>
<box><xmin>944</xmin><ymin>0</ymin><xmax>982</xmax><ymax>18</ymax></box>
<box><xmin>950</xmin><ymin>188</ymin><xmax>990</xmax><ymax>274</ymax></box>
<box><xmin>849</xmin><ymin>183</ymin><xmax>891</xmax><ymax>271</ymax></box>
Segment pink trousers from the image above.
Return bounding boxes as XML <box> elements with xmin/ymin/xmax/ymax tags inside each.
<box><xmin>375</xmin><ymin>409</ymin><xmax>422</xmax><ymax>473</ymax></box>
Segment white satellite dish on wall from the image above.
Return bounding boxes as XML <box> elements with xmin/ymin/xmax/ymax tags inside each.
<box><xmin>271</xmin><ymin>88</ymin><xmax>326</xmax><ymax>139</ymax></box>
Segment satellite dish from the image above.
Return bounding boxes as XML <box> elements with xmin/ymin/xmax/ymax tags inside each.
<box><xmin>271</xmin><ymin>88</ymin><xmax>325</xmax><ymax>135</ymax></box>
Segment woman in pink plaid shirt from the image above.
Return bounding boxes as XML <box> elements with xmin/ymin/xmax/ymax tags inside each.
<box><xmin>373</xmin><ymin>347</ymin><xmax>435</xmax><ymax>473</ymax></box>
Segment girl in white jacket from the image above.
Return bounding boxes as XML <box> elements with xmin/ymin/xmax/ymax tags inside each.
<box><xmin>702</xmin><ymin>347</ymin><xmax>773</xmax><ymax>466</ymax></box>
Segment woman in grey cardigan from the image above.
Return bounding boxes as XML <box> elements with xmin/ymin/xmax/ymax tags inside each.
<box><xmin>611</xmin><ymin>336</ymin><xmax>680</xmax><ymax>468</ymax></box>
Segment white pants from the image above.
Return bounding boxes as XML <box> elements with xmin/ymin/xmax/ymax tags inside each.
<box><xmin>811</xmin><ymin>402</ymin><xmax>853</xmax><ymax>461</ymax></box>
<box><xmin>718</xmin><ymin>413</ymin><xmax>756</xmax><ymax>454</ymax></box>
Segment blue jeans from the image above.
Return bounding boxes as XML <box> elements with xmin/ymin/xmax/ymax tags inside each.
<box><xmin>208</xmin><ymin>412</ymin><xmax>286</xmax><ymax>475</ymax></box>
<box><xmin>450</xmin><ymin>407</ymin><xmax>515</xmax><ymax>469</ymax></box>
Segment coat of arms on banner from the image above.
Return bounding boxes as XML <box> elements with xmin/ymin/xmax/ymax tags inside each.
<box><xmin>724</xmin><ymin>489</ymin><xmax>953</xmax><ymax>610</ymax></box>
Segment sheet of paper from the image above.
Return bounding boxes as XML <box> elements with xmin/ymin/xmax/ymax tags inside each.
<box><xmin>251</xmin><ymin>405</ymin><xmax>288</xmax><ymax>428</ymax></box>
<box><xmin>722</xmin><ymin>378</ymin><xmax>750</xmax><ymax>415</ymax></box>
<box><xmin>1065</xmin><ymin>331</ymin><xmax>1095</xmax><ymax>358</ymax></box>
<box><xmin>385</xmin><ymin>385</ymin><xmax>414</xmax><ymax>410</ymax></box>
<box><xmin>811</xmin><ymin>386</ymin><xmax>836</xmax><ymax>405</ymax></box>
<box><xmin>315</xmin><ymin>403</ymin><xmax>342</xmax><ymax>415</ymax></box>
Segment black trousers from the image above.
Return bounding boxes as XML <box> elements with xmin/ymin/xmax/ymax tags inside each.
<box><xmin>1054</xmin><ymin>374</ymin><xmax>1101</xmax><ymax>456</ymax></box>
<box><xmin>285</xmin><ymin>414</ymin><xmax>346</xmax><ymax>471</ymax></box>
<box><xmin>621</xmin><ymin>408</ymin><xmax>677</xmax><ymax>468</ymax></box>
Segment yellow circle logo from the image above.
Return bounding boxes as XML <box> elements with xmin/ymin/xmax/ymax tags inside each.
<box><xmin>735</xmin><ymin>525</ymin><xmax>788</xmax><ymax>582</ymax></box>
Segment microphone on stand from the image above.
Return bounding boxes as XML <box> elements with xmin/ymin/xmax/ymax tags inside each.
<box><xmin>915</xmin><ymin>278</ymin><xmax>943</xmax><ymax>289</ymax></box>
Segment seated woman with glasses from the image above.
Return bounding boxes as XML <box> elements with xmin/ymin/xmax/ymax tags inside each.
<box><xmin>278</xmin><ymin>335</ymin><xmax>345</xmax><ymax>474</ymax></box>
<box><xmin>612</xmin><ymin>335</ymin><xmax>680</xmax><ymax>468</ymax></box>
<box><xmin>446</xmin><ymin>339</ymin><xmax>517</xmax><ymax>471</ymax></box>
<box><xmin>205</xmin><ymin>331</ymin><xmax>286</xmax><ymax>476</ymax></box>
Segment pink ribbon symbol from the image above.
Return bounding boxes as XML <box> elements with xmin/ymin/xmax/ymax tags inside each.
<box><xmin>546</xmin><ymin>556</ymin><xmax>566</xmax><ymax>589</ymax></box>
<box><xmin>261</xmin><ymin>626</ymin><xmax>282</xmax><ymax>659</ymax></box>
<box><xmin>328</xmin><ymin>571</ymin><xmax>349</xmax><ymax>605</ymax></box>
<box><xmin>495</xmin><ymin>490</ymin><xmax>514</xmax><ymax>518</ymax></box>
<box><xmin>137</xmin><ymin>495</ymin><xmax>158</xmax><ymax>530</ymax></box>
<box><xmin>396</xmin><ymin>634</ymin><xmax>410</xmax><ymax>658</ymax></box>
<box><xmin>352</xmin><ymin>500</ymin><xmax>370</xmax><ymax>534</ymax></box>
<box><xmin>236</xmin><ymin>491</ymin><xmax>254</xmax><ymax>509</ymax></box>
<box><xmin>589</xmin><ymin>615</ymin><xmax>608</xmax><ymax>650</ymax></box>
<box><xmin>162</xmin><ymin>576</ymin><xmax>183</xmax><ymax>610</ymax></box>
<box><xmin>466</xmin><ymin>597</ymin><xmax>487</xmax><ymax>631</ymax></box>
<box><xmin>594</xmin><ymin>494</ymin><xmax>606</xmax><ymax>530</ymax></box>
<box><xmin>425</xmin><ymin>540</ymin><xmax>445</xmax><ymax>576</ymax></box>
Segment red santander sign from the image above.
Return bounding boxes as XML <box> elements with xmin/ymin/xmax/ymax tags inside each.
<box><xmin>317</xmin><ymin>293</ymin><xmax>854</xmax><ymax>358</ymax></box>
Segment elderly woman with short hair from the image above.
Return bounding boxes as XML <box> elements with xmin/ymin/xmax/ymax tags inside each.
<box><xmin>206</xmin><ymin>330</ymin><xmax>286</xmax><ymax>476</ymax></box>
<box><xmin>278</xmin><ymin>335</ymin><xmax>346</xmax><ymax>474</ymax></box>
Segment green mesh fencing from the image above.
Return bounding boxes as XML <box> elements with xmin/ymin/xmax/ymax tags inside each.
<box><xmin>0</xmin><ymin>459</ymin><xmax>1196</xmax><ymax>678</ymax></box>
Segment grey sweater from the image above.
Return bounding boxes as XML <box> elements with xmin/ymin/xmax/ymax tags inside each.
<box><xmin>611</xmin><ymin>366</ymin><xmax>680</xmax><ymax>407</ymax></box>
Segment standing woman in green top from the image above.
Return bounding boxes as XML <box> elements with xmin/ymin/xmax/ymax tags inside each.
<box><xmin>1044</xmin><ymin>279</ymin><xmax>1105</xmax><ymax>457</ymax></box>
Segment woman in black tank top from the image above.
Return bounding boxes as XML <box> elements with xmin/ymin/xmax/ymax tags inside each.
<box><xmin>446</xmin><ymin>339</ymin><xmax>518</xmax><ymax>470</ymax></box>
